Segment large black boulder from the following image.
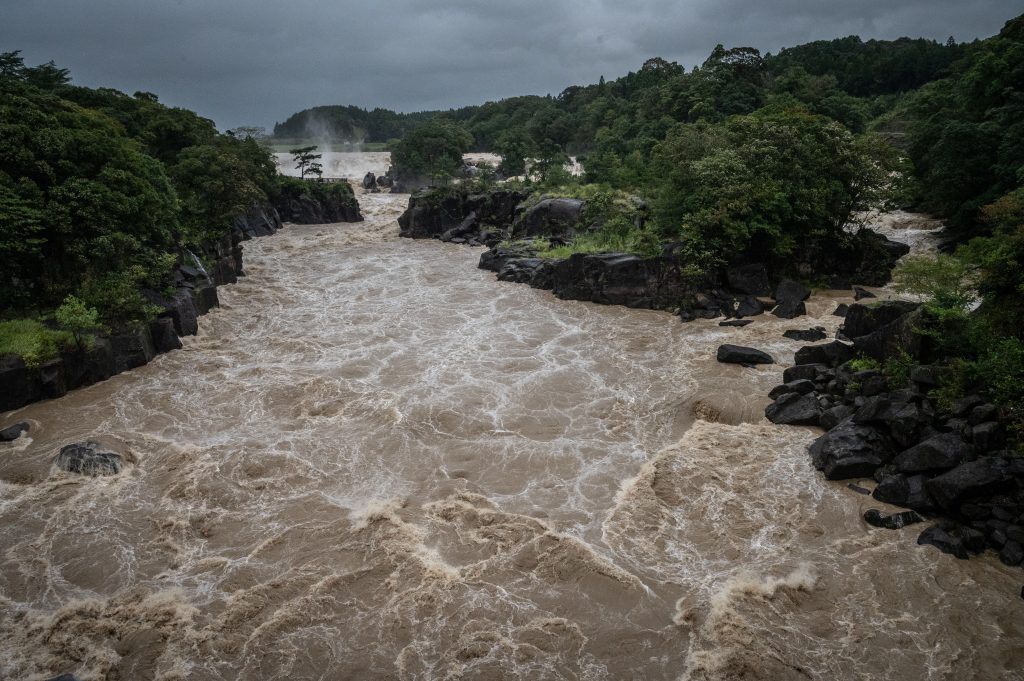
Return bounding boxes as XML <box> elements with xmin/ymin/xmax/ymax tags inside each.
<box><xmin>54</xmin><ymin>442</ymin><xmax>123</xmax><ymax>476</ymax></box>
<box><xmin>765</xmin><ymin>392</ymin><xmax>821</xmax><ymax>425</ymax></box>
<box><xmin>892</xmin><ymin>433</ymin><xmax>974</xmax><ymax>474</ymax></box>
<box><xmin>794</xmin><ymin>341</ymin><xmax>855</xmax><ymax>367</ymax></box>
<box><xmin>514</xmin><ymin>198</ymin><xmax>584</xmax><ymax>238</ymax></box>
<box><xmin>917</xmin><ymin>522</ymin><xmax>986</xmax><ymax>559</ymax></box>
<box><xmin>873</xmin><ymin>473</ymin><xmax>939</xmax><ymax>513</ymax></box>
<box><xmin>809</xmin><ymin>422</ymin><xmax>895</xmax><ymax>480</ymax></box>
<box><xmin>772</xmin><ymin>279</ymin><xmax>810</xmax><ymax>319</ymax></box>
<box><xmin>717</xmin><ymin>344</ymin><xmax>774</xmax><ymax>365</ymax></box>
<box><xmin>842</xmin><ymin>301</ymin><xmax>920</xmax><ymax>339</ymax></box>
<box><xmin>864</xmin><ymin>509</ymin><xmax>923</xmax><ymax>529</ymax></box>
<box><xmin>925</xmin><ymin>458</ymin><xmax>1019</xmax><ymax>511</ymax></box>
<box><xmin>149</xmin><ymin>318</ymin><xmax>183</xmax><ymax>354</ymax></box>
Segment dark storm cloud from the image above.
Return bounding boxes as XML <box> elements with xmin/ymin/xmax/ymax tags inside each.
<box><xmin>1</xmin><ymin>0</ymin><xmax>1018</xmax><ymax>130</ymax></box>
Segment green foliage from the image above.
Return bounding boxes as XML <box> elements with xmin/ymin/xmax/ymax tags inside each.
<box><xmin>289</xmin><ymin>145</ymin><xmax>322</xmax><ymax>180</ymax></box>
<box><xmin>904</xmin><ymin>15</ymin><xmax>1024</xmax><ymax>234</ymax></box>
<box><xmin>0</xmin><ymin>51</ymin><xmax>278</xmax><ymax>330</ymax></box>
<box><xmin>882</xmin><ymin>350</ymin><xmax>914</xmax><ymax>387</ymax></box>
<box><xmin>649</xmin><ymin>107</ymin><xmax>889</xmax><ymax>263</ymax></box>
<box><xmin>0</xmin><ymin>318</ymin><xmax>74</xmax><ymax>368</ymax></box>
<box><xmin>390</xmin><ymin>120</ymin><xmax>473</xmax><ymax>181</ymax></box>
<box><xmin>848</xmin><ymin>357</ymin><xmax>882</xmax><ymax>372</ymax></box>
<box><xmin>54</xmin><ymin>295</ymin><xmax>104</xmax><ymax>348</ymax></box>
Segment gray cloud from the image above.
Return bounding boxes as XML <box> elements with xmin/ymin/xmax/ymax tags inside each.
<box><xmin>1</xmin><ymin>0</ymin><xmax>1018</xmax><ymax>130</ymax></box>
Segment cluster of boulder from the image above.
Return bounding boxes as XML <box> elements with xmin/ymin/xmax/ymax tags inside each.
<box><xmin>1</xmin><ymin>197</ymin><xmax>362</xmax><ymax>413</ymax></box>
<box><xmin>763</xmin><ymin>301</ymin><xmax>1024</xmax><ymax>570</ymax></box>
<box><xmin>361</xmin><ymin>171</ymin><xmax>393</xmax><ymax>193</ymax></box>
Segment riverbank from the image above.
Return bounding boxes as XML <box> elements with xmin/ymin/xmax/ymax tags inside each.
<box><xmin>2</xmin><ymin>162</ymin><xmax>1021</xmax><ymax>681</ymax></box>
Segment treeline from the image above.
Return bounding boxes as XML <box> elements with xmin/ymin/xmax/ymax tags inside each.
<box><xmin>272</xmin><ymin>105</ymin><xmax>439</xmax><ymax>143</ymax></box>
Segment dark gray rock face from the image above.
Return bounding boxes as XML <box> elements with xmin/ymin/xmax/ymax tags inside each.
<box><xmin>893</xmin><ymin>434</ymin><xmax>974</xmax><ymax>474</ymax></box>
<box><xmin>716</xmin><ymin>344</ymin><xmax>774</xmax><ymax>365</ymax></box>
<box><xmin>872</xmin><ymin>474</ymin><xmax>938</xmax><ymax>513</ymax></box>
<box><xmin>771</xmin><ymin>279</ymin><xmax>810</xmax><ymax>319</ymax></box>
<box><xmin>726</xmin><ymin>264</ymin><xmax>770</xmax><ymax>296</ymax></box>
<box><xmin>0</xmin><ymin>422</ymin><xmax>29</xmax><ymax>442</ymax></box>
<box><xmin>149</xmin><ymin>318</ymin><xmax>183</xmax><ymax>354</ymax></box>
<box><xmin>0</xmin><ymin>355</ymin><xmax>41</xmax><ymax>412</ymax></box>
<box><xmin>765</xmin><ymin>393</ymin><xmax>821</xmax><ymax>426</ymax></box>
<box><xmin>514</xmin><ymin>198</ymin><xmax>584</xmax><ymax>238</ymax></box>
<box><xmin>842</xmin><ymin>301</ymin><xmax>920</xmax><ymax>339</ymax></box>
<box><xmin>794</xmin><ymin>341</ymin><xmax>855</xmax><ymax>367</ymax></box>
<box><xmin>54</xmin><ymin>442</ymin><xmax>123</xmax><ymax>476</ymax></box>
<box><xmin>809</xmin><ymin>422</ymin><xmax>895</xmax><ymax>480</ymax></box>
<box><xmin>547</xmin><ymin>253</ymin><xmax>692</xmax><ymax>309</ymax></box>
<box><xmin>399</xmin><ymin>188</ymin><xmax>528</xmax><ymax>242</ymax></box>
<box><xmin>926</xmin><ymin>458</ymin><xmax>1018</xmax><ymax>511</ymax></box>
<box><xmin>111</xmin><ymin>328</ymin><xmax>156</xmax><ymax>373</ymax></box>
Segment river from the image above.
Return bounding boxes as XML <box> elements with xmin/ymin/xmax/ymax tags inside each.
<box><xmin>1</xmin><ymin>156</ymin><xmax>1021</xmax><ymax>680</ymax></box>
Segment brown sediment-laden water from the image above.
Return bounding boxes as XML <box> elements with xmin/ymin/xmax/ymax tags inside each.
<box><xmin>1</xmin><ymin>160</ymin><xmax>1022</xmax><ymax>680</ymax></box>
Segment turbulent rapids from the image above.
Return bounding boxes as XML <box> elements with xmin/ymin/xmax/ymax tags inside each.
<box><xmin>1</xmin><ymin>161</ymin><xmax>1022</xmax><ymax>680</ymax></box>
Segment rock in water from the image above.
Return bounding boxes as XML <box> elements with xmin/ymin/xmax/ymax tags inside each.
<box><xmin>783</xmin><ymin>327</ymin><xmax>827</xmax><ymax>342</ymax></box>
<box><xmin>54</xmin><ymin>442</ymin><xmax>123</xmax><ymax>476</ymax></box>
<box><xmin>864</xmin><ymin>509</ymin><xmax>924</xmax><ymax>529</ymax></box>
<box><xmin>853</xmin><ymin>286</ymin><xmax>876</xmax><ymax>300</ymax></box>
<box><xmin>917</xmin><ymin>522</ymin><xmax>986</xmax><ymax>559</ymax></box>
<box><xmin>765</xmin><ymin>392</ymin><xmax>821</xmax><ymax>426</ymax></box>
<box><xmin>0</xmin><ymin>421</ymin><xmax>30</xmax><ymax>442</ymax></box>
<box><xmin>719</xmin><ymin>319</ymin><xmax>753</xmax><ymax>327</ymax></box>
<box><xmin>716</xmin><ymin>344</ymin><xmax>774</xmax><ymax>365</ymax></box>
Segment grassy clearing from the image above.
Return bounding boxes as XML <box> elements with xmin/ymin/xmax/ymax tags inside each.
<box><xmin>0</xmin><ymin>319</ymin><xmax>75</xmax><ymax>367</ymax></box>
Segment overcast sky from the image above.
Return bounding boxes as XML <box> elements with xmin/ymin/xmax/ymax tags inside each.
<box><xmin>2</xmin><ymin>1</ymin><xmax>1019</xmax><ymax>131</ymax></box>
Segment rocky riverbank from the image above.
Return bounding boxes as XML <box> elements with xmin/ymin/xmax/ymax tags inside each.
<box><xmin>0</xmin><ymin>186</ymin><xmax>363</xmax><ymax>415</ymax></box>
<box><xmin>398</xmin><ymin>186</ymin><xmax>908</xmax><ymax>321</ymax></box>
<box><xmin>763</xmin><ymin>301</ymin><xmax>1024</xmax><ymax>573</ymax></box>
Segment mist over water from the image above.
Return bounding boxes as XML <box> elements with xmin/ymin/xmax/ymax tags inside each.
<box><xmin>1</xmin><ymin>157</ymin><xmax>1022</xmax><ymax>680</ymax></box>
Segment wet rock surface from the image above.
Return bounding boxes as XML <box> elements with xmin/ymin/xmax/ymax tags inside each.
<box><xmin>54</xmin><ymin>442</ymin><xmax>123</xmax><ymax>476</ymax></box>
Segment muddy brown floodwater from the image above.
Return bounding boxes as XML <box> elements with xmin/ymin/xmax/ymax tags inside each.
<box><xmin>1</xmin><ymin>173</ymin><xmax>1022</xmax><ymax>680</ymax></box>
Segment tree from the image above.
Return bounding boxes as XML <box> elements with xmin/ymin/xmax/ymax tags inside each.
<box><xmin>54</xmin><ymin>295</ymin><xmax>104</xmax><ymax>349</ymax></box>
<box><xmin>290</xmin><ymin>145</ymin><xmax>323</xmax><ymax>179</ymax></box>
<box><xmin>390</xmin><ymin>120</ymin><xmax>473</xmax><ymax>182</ymax></box>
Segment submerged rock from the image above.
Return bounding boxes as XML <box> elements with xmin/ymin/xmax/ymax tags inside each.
<box><xmin>716</xmin><ymin>344</ymin><xmax>774</xmax><ymax>365</ymax></box>
<box><xmin>719</xmin><ymin>319</ymin><xmax>754</xmax><ymax>327</ymax></box>
<box><xmin>0</xmin><ymin>421</ymin><xmax>30</xmax><ymax>442</ymax></box>
<box><xmin>864</xmin><ymin>509</ymin><xmax>923</xmax><ymax>530</ymax></box>
<box><xmin>54</xmin><ymin>442</ymin><xmax>123</xmax><ymax>476</ymax></box>
<box><xmin>783</xmin><ymin>327</ymin><xmax>827</xmax><ymax>342</ymax></box>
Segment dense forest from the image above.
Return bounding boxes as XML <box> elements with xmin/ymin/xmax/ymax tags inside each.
<box><xmin>0</xmin><ymin>51</ymin><xmax>358</xmax><ymax>367</ymax></box>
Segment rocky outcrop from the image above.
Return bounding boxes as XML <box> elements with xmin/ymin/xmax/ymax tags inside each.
<box><xmin>764</xmin><ymin>300</ymin><xmax>1024</xmax><ymax>573</ymax></box>
<box><xmin>514</xmin><ymin>198</ymin><xmax>583</xmax><ymax>238</ymax></box>
<box><xmin>398</xmin><ymin>187</ymin><xmax>529</xmax><ymax>246</ymax></box>
<box><xmin>274</xmin><ymin>180</ymin><xmax>362</xmax><ymax>224</ymax></box>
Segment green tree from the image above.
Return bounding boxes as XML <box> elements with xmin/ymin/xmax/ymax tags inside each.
<box><xmin>54</xmin><ymin>295</ymin><xmax>104</xmax><ymax>349</ymax></box>
<box><xmin>390</xmin><ymin>120</ymin><xmax>473</xmax><ymax>182</ymax></box>
<box><xmin>290</xmin><ymin>145</ymin><xmax>323</xmax><ymax>180</ymax></box>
